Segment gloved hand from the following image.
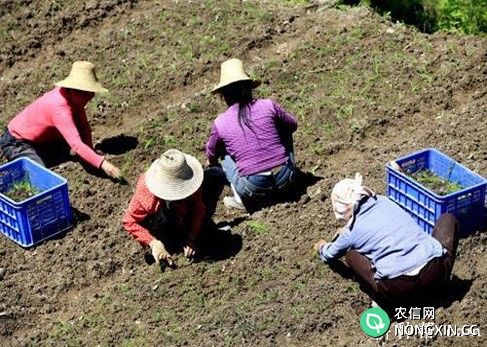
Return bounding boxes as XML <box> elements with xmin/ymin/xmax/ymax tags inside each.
<box><xmin>149</xmin><ymin>239</ymin><xmax>173</xmax><ymax>266</ymax></box>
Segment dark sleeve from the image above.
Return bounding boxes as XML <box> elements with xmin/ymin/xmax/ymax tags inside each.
<box><xmin>205</xmin><ymin>123</ymin><xmax>226</xmax><ymax>162</ymax></box>
<box><xmin>273</xmin><ymin>100</ymin><xmax>298</xmax><ymax>133</ymax></box>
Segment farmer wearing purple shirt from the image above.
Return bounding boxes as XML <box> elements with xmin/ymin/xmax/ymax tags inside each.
<box><xmin>314</xmin><ymin>173</ymin><xmax>459</xmax><ymax>306</ymax></box>
<box><xmin>206</xmin><ymin>58</ymin><xmax>298</xmax><ymax>210</ymax></box>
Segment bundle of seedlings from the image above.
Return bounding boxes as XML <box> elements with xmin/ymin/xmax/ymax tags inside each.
<box><xmin>410</xmin><ymin>169</ymin><xmax>464</xmax><ymax>196</ymax></box>
<box><xmin>3</xmin><ymin>179</ymin><xmax>40</xmax><ymax>202</ymax></box>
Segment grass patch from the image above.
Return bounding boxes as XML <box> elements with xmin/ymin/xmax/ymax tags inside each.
<box><xmin>339</xmin><ymin>0</ymin><xmax>487</xmax><ymax>35</ymax></box>
<box><xmin>247</xmin><ymin>220</ymin><xmax>269</xmax><ymax>234</ymax></box>
<box><xmin>47</xmin><ymin>320</ymin><xmax>81</xmax><ymax>345</ymax></box>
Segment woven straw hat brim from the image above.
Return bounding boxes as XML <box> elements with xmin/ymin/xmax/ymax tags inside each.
<box><xmin>55</xmin><ymin>79</ymin><xmax>108</xmax><ymax>93</ymax></box>
<box><xmin>211</xmin><ymin>79</ymin><xmax>261</xmax><ymax>94</ymax></box>
<box><xmin>145</xmin><ymin>154</ymin><xmax>204</xmax><ymax>201</ymax></box>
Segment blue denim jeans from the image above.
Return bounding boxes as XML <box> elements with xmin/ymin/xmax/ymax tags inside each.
<box><xmin>221</xmin><ymin>154</ymin><xmax>296</xmax><ymax>201</ymax></box>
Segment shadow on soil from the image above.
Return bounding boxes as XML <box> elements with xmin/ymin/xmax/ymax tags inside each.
<box><xmin>196</xmin><ymin>225</ymin><xmax>243</xmax><ymax>263</ymax></box>
<box><xmin>383</xmin><ymin>275</ymin><xmax>474</xmax><ymax>320</ymax></box>
<box><xmin>340</xmin><ymin>0</ymin><xmax>437</xmax><ymax>33</ymax></box>
<box><xmin>144</xmin><ymin>220</ymin><xmax>243</xmax><ymax>266</ymax></box>
<box><xmin>72</xmin><ymin>207</ymin><xmax>91</xmax><ymax>226</ymax></box>
<box><xmin>244</xmin><ymin>169</ymin><xmax>323</xmax><ymax>213</ymax></box>
<box><xmin>95</xmin><ymin>134</ymin><xmax>138</xmax><ymax>155</ymax></box>
<box><xmin>329</xmin><ymin>260</ymin><xmax>473</xmax><ymax>318</ymax></box>
<box><xmin>32</xmin><ymin>207</ymin><xmax>91</xmax><ymax>247</ymax></box>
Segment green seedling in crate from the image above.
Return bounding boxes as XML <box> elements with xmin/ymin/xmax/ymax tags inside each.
<box><xmin>410</xmin><ymin>169</ymin><xmax>464</xmax><ymax>196</ymax></box>
<box><xmin>4</xmin><ymin>179</ymin><xmax>39</xmax><ymax>202</ymax></box>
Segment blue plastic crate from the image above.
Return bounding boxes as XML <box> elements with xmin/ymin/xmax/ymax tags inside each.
<box><xmin>387</xmin><ymin>148</ymin><xmax>487</xmax><ymax>236</ymax></box>
<box><xmin>0</xmin><ymin>157</ymin><xmax>73</xmax><ymax>247</ymax></box>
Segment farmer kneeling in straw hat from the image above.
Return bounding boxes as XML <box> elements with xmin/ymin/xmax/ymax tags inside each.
<box><xmin>0</xmin><ymin>61</ymin><xmax>121</xmax><ymax>179</ymax></box>
<box><xmin>313</xmin><ymin>173</ymin><xmax>458</xmax><ymax>306</ymax></box>
<box><xmin>206</xmin><ymin>58</ymin><xmax>298</xmax><ymax>211</ymax></box>
<box><xmin>123</xmin><ymin>149</ymin><xmax>226</xmax><ymax>265</ymax></box>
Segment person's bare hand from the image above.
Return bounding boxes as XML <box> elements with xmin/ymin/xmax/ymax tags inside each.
<box><xmin>183</xmin><ymin>239</ymin><xmax>196</xmax><ymax>259</ymax></box>
<box><xmin>149</xmin><ymin>240</ymin><xmax>174</xmax><ymax>266</ymax></box>
<box><xmin>313</xmin><ymin>239</ymin><xmax>328</xmax><ymax>253</ymax></box>
<box><xmin>101</xmin><ymin>160</ymin><xmax>121</xmax><ymax>179</ymax></box>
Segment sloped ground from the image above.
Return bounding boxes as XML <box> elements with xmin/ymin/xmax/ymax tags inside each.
<box><xmin>0</xmin><ymin>0</ymin><xmax>486</xmax><ymax>345</ymax></box>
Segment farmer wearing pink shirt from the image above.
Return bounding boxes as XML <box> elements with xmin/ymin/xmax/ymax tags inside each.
<box><xmin>0</xmin><ymin>61</ymin><xmax>121</xmax><ymax>179</ymax></box>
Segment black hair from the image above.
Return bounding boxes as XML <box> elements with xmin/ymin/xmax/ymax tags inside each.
<box><xmin>219</xmin><ymin>80</ymin><xmax>254</xmax><ymax>130</ymax></box>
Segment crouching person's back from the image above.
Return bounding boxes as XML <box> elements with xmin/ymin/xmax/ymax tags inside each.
<box><xmin>314</xmin><ymin>173</ymin><xmax>458</xmax><ymax>308</ymax></box>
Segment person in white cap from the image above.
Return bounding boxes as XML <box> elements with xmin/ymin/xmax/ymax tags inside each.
<box><xmin>0</xmin><ymin>61</ymin><xmax>121</xmax><ymax>179</ymax></box>
<box><xmin>122</xmin><ymin>149</ymin><xmax>226</xmax><ymax>265</ymax></box>
<box><xmin>206</xmin><ymin>58</ymin><xmax>298</xmax><ymax>211</ymax></box>
<box><xmin>314</xmin><ymin>173</ymin><xmax>458</xmax><ymax>306</ymax></box>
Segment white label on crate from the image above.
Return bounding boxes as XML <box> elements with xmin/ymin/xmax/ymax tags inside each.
<box><xmin>36</xmin><ymin>195</ymin><xmax>53</xmax><ymax>205</ymax></box>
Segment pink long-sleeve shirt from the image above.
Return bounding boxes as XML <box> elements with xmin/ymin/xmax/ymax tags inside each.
<box><xmin>8</xmin><ymin>87</ymin><xmax>104</xmax><ymax>168</ymax></box>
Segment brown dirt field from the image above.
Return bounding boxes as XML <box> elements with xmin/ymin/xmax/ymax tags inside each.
<box><xmin>0</xmin><ymin>0</ymin><xmax>486</xmax><ymax>346</ymax></box>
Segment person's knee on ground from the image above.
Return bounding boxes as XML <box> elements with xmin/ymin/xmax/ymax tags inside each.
<box><xmin>432</xmin><ymin>213</ymin><xmax>459</xmax><ymax>281</ymax></box>
<box><xmin>345</xmin><ymin>250</ymin><xmax>379</xmax><ymax>294</ymax></box>
<box><xmin>433</xmin><ymin>213</ymin><xmax>459</xmax><ymax>257</ymax></box>
<box><xmin>0</xmin><ymin>130</ymin><xmax>45</xmax><ymax>166</ymax></box>
<box><xmin>201</xmin><ymin>166</ymin><xmax>227</xmax><ymax>216</ymax></box>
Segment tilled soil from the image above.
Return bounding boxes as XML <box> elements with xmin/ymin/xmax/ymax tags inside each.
<box><xmin>0</xmin><ymin>0</ymin><xmax>486</xmax><ymax>346</ymax></box>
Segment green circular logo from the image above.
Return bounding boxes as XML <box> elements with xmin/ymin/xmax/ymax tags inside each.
<box><xmin>360</xmin><ymin>307</ymin><xmax>391</xmax><ymax>337</ymax></box>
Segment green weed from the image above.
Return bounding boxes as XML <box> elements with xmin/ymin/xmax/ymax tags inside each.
<box><xmin>49</xmin><ymin>320</ymin><xmax>81</xmax><ymax>344</ymax></box>
<box><xmin>118</xmin><ymin>283</ymin><xmax>136</xmax><ymax>299</ymax></box>
<box><xmin>322</xmin><ymin>122</ymin><xmax>334</xmax><ymax>136</ymax></box>
<box><xmin>247</xmin><ymin>220</ymin><xmax>269</xmax><ymax>234</ymax></box>
<box><xmin>336</xmin><ymin>105</ymin><xmax>354</xmax><ymax>119</ymax></box>
<box><xmin>259</xmin><ymin>266</ymin><xmax>275</xmax><ymax>280</ymax></box>
<box><xmin>144</xmin><ymin>138</ymin><xmax>155</xmax><ymax>149</ymax></box>
<box><xmin>283</xmin><ymin>0</ymin><xmax>310</xmax><ymax>3</ymax></box>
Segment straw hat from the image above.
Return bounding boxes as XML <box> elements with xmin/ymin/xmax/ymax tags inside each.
<box><xmin>211</xmin><ymin>58</ymin><xmax>261</xmax><ymax>94</ymax></box>
<box><xmin>55</xmin><ymin>61</ymin><xmax>108</xmax><ymax>93</ymax></box>
<box><xmin>145</xmin><ymin>149</ymin><xmax>204</xmax><ymax>201</ymax></box>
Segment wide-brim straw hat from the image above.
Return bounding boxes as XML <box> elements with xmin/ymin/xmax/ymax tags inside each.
<box><xmin>211</xmin><ymin>58</ymin><xmax>261</xmax><ymax>94</ymax></box>
<box><xmin>55</xmin><ymin>61</ymin><xmax>108</xmax><ymax>93</ymax></box>
<box><xmin>145</xmin><ymin>149</ymin><xmax>204</xmax><ymax>201</ymax></box>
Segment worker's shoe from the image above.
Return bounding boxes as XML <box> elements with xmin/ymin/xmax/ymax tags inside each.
<box><xmin>223</xmin><ymin>196</ymin><xmax>245</xmax><ymax>210</ymax></box>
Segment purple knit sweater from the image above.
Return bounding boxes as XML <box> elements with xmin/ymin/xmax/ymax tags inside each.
<box><xmin>206</xmin><ymin>99</ymin><xmax>298</xmax><ymax>176</ymax></box>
